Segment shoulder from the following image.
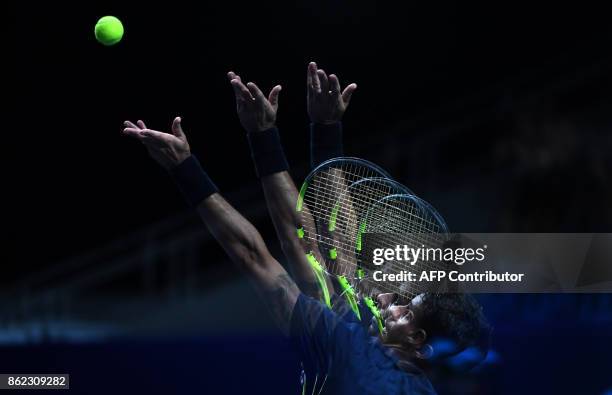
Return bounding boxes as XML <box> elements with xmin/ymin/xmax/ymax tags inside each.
<box><xmin>350</xmin><ymin>335</ymin><xmax>438</xmax><ymax>395</ymax></box>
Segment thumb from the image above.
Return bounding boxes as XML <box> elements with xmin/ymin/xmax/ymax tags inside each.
<box><xmin>268</xmin><ymin>85</ymin><xmax>282</xmax><ymax>108</ymax></box>
<box><xmin>171</xmin><ymin>116</ymin><xmax>186</xmax><ymax>138</ymax></box>
<box><xmin>342</xmin><ymin>83</ymin><xmax>357</xmax><ymax>106</ymax></box>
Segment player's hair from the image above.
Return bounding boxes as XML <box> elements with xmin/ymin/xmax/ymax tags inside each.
<box><xmin>389</xmin><ymin>294</ymin><xmax>491</xmax><ymax>372</ymax></box>
<box><xmin>419</xmin><ymin>294</ymin><xmax>490</xmax><ymax>350</ymax></box>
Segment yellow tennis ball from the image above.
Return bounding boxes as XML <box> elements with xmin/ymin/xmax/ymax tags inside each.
<box><xmin>94</xmin><ymin>16</ymin><xmax>124</xmax><ymax>46</ymax></box>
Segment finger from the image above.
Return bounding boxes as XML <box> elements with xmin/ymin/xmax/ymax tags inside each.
<box><xmin>307</xmin><ymin>62</ymin><xmax>317</xmax><ymax>91</ymax></box>
<box><xmin>246</xmin><ymin>82</ymin><xmax>266</xmax><ymax>104</ymax></box>
<box><xmin>268</xmin><ymin>85</ymin><xmax>282</xmax><ymax>108</ymax></box>
<box><xmin>229</xmin><ymin>78</ymin><xmax>245</xmax><ymax>101</ymax></box>
<box><xmin>124</xmin><ymin>120</ymin><xmax>140</xmax><ymax>130</ymax></box>
<box><xmin>227</xmin><ymin>71</ymin><xmax>242</xmax><ymax>82</ymax></box>
<box><xmin>342</xmin><ymin>83</ymin><xmax>358</xmax><ymax>105</ymax></box>
<box><xmin>171</xmin><ymin>116</ymin><xmax>186</xmax><ymax>138</ymax></box>
<box><xmin>308</xmin><ymin>62</ymin><xmax>321</xmax><ymax>94</ymax></box>
<box><xmin>140</xmin><ymin>129</ymin><xmax>176</xmax><ymax>144</ymax></box>
<box><xmin>137</xmin><ymin>120</ymin><xmax>147</xmax><ymax>129</ymax></box>
<box><xmin>317</xmin><ymin>69</ymin><xmax>329</xmax><ymax>94</ymax></box>
<box><xmin>122</xmin><ymin>127</ymin><xmax>146</xmax><ymax>140</ymax></box>
<box><xmin>329</xmin><ymin>74</ymin><xmax>342</xmax><ymax>99</ymax></box>
<box><xmin>230</xmin><ymin>78</ymin><xmax>254</xmax><ymax>102</ymax></box>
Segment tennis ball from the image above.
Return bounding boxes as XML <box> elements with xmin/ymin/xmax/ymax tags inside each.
<box><xmin>94</xmin><ymin>16</ymin><xmax>124</xmax><ymax>46</ymax></box>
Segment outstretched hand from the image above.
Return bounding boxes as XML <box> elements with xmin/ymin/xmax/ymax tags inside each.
<box><xmin>307</xmin><ymin>62</ymin><xmax>357</xmax><ymax>124</ymax></box>
<box><xmin>228</xmin><ymin>71</ymin><xmax>282</xmax><ymax>133</ymax></box>
<box><xmin>122</xmin><ymin>117</ymin><xmax>191</xmax><ymax>170</ymax></box>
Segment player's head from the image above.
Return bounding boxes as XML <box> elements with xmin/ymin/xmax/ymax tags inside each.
<box><xmin>371</xmin><ymin>292</ymin><xmax>490</xmax><ymax>369</ymax></box>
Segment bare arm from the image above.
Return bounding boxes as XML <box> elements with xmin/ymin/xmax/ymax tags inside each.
<box><xmin>196</xmin><ymin>193</ymin><xmax>300</xmax><ymax>334</ymax></box>
<box><xmin>226</xmin><ymin>71</ymin><xmax>330</xmax><ymax>299</ymax></box>
<box><xmin>122</xmin><ymin>118</ymin><xmax>299</xmax><ymax>335</ymax></box>
<box><xmin>260</xmin><ymin>172</ymin><xmax>326</xmax><ymax>297</ymax></box>
<box><xmin>305</xmin><ymin>63</ymin><xmax>359</xmax><ymax>279</ymax></box>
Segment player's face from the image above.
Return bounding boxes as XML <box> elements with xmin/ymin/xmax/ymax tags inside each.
<box><xmin>371</xmin><ymin>293</ymin><xmax>426</xmax><ymax>346</ymax></box>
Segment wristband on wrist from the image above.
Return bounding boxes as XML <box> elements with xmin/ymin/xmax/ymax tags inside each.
<box><xmin>246</xmin><ymin>127</ymin><xmax>289</xmax><ymax>177</ymax></box>
<box><xmin>169</xmin><ymin>155</ymin><xmax>218</xmax><ymax>207</ymax></box>
<box><xmin>310</xmin><ymin>122</ymin><xmax>343</xmax><ymax>168</ymax></box>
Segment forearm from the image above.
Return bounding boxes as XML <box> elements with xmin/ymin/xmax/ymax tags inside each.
<box><xmin>197</xmin><ymin>194</ymin><xmax>299</xmax><ymax>335</ymax></box>
<box><xmin>247</xmin><ymin>128</ymin><xmax>334</xmax><ymax>300</ymax></box>
<box><xmin>261</xmin><ymin>172</ymin><xmax>300</xmax><ymax>251</ymax></box>
<box><xmin>261</xmin><ymin>172</ymin><xmax>323</xmax><ymax>296</ymax></box>
<box><xmin>197</xmin><ymin>193</ymin><xmax>271</xmax><ymax>271</ymax></box>
<box><xmin>171</xmin><ymin>155</ymin><xmax>277</xmax><ymax>286</ymax></box>
<box><xmin>123</xmin><ymin>118</ymin><xmax>300</xmax><ymax>335</ymax></box>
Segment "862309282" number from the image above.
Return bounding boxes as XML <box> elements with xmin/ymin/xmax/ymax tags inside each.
<box><xmin>1</xmin><ymin>374</ymin><xmax>69</xmax><ymax>389</ymax></box>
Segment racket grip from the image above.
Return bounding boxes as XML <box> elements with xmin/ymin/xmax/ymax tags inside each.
<box><xmin>247</xmin><ymin>127</ymin><xmax>289</xmax><ymax>177</ymax></box>
<box><xmin>310</xmin><ymin>122</ymin><xmax>343</xmax><ymax>168</ymax></box>
<box><xmin>169</xmin><ymin>155</ymin><xmax>218</xmax><ymax>207</ymax></box>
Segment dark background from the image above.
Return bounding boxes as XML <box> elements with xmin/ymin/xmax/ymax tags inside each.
<box><xmin>5</xmin><ymin>1</ymin><xmax>612</xmax><ymax>394</ymax></box>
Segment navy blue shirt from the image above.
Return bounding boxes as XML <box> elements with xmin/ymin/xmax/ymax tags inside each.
<box><xmin>290</xmin><ymin>293</ymin><xmax>437</xmax><ymax>395</ymax></box>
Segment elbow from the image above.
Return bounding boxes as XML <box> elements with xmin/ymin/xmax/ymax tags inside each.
<box><xmin>231</xmin><ymin>234</ymin><xmax>270</xmax><ymax>271</ymax></box>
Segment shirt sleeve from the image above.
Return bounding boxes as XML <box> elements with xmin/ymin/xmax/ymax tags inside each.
<box><xmin>331</xmin><ymin>293</ymin><xmax>374</xmax><ymax>328</ymax></box>
<box><xmin>290</xmin><ymin>294</ymin><xmax>439</xmax><ymax>395</ymax></box>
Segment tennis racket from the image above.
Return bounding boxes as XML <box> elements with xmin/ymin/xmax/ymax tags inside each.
<box><xmin>295</xmin><ymin>157</ymin><xmax>449</xmax><ymax>331</ymax></box>
<box><xmin>357</xmin><ymin>193</ymin><xmax>449</xmax><ymax>304</ymax></box>
<box><xmin>296</xmin><ymin>158</ymin><xmax>400</xmax><ymax>311</ymax></box>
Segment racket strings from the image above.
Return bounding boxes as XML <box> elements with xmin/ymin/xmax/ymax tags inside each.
<box><xmin>305</xmin><ymin>174</ymin><xmax>375</xmax><ymax>280</ymax></box>
<box><xmin>358</xmin><ymin>198</ymin><xmax>447</xmax><ymax>298</ymax></box>
<box><xmin>304</xmin><ymin>185</ymin><xmax>444</xmax><ymax>235</ymax></box>
<box><xmin>304</xmin><ymin>173</ymin><xmax>416</xmax><ymax>237</ymax></box>
<box><xmin>304</xmin><ymin>191</ymin><xmax>443</xmax><ymax>258</ymax></box>
<box><xmin>302</xmin><ymin>212</ymin><xmax>438</xmax><ymax>299</ymax></box>
<box><xmin>298</xmin><ymin>159</ymin><xmax>449</xmax><ymax>301</ymax></box>
<box><xmin>305</xmin><ymin>182</ymin><xmax>435</xmax><ymax>247</ymax></box>
<box><xmin>302</xmin><ymin>173</ymin><xmax>406</xmax><ymax>293</ymax></box>
<box><xmin>350</xmin><ymin>201</ymin><xmax>447</xmax><ymax>298</ymax></box>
